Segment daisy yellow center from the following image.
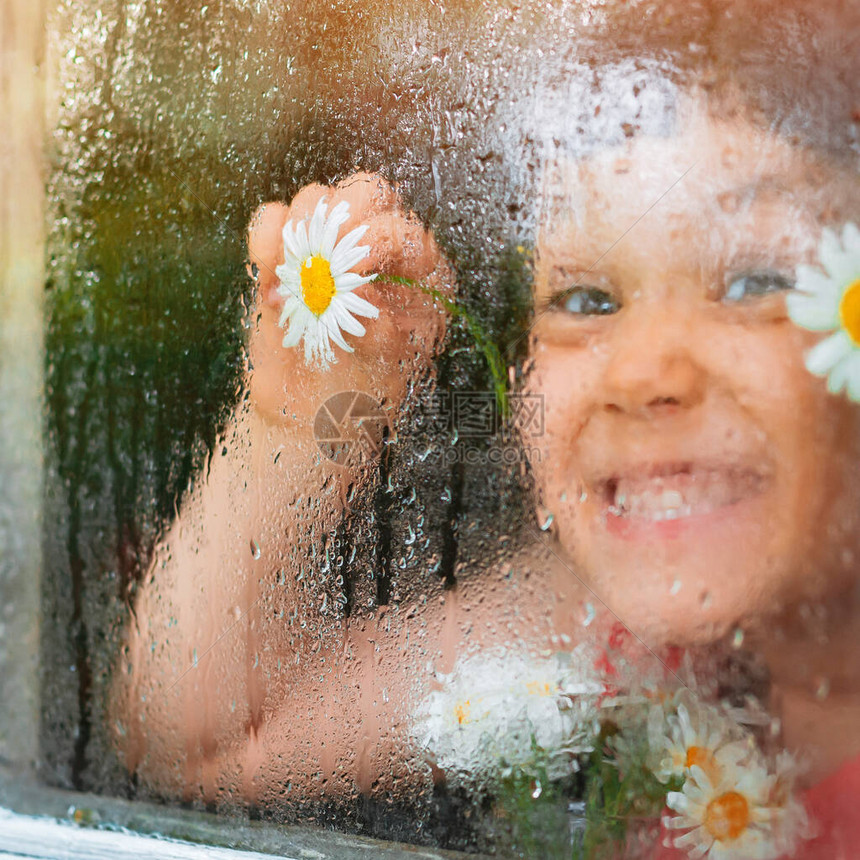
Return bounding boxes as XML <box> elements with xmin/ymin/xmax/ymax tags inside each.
<box><xmin>685</xmin><ymin>745</ymin><xmax>715</xmax><ymax>772</ymax></box>
<box><xmin>703</xmin><ymin>791</ymin><xmax>750</xmax><ymax>842</ymax></box>
<box><xmin>454</xmin><ymin>700</ymin><xmax>471</xmax><ymax>725</ymax></box>
<box><xmin>300</xmin><ymin>255</ymin><xmax>336</xmax><ymax>316</ymax></box>
<box><xmin>838</xmin><ymin>278</ymin><xmax>860</xmax><ymax>345</ymax></box>
<box><xmin>526</xmin><ymin>680</ymin><xmax>557</xmax><ymax>696</ymax></box>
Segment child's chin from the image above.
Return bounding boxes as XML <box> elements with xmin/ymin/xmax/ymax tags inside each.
<box><xmin>578</xmin><ymin>559</ymin><xmax>769</xmax><ymax>647</ymax></box>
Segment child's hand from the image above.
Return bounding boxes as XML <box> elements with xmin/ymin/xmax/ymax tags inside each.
<box><xmin>246</xmin><ymin>172</ymin><xmax>449</xmax><ymax>433</ymax></box>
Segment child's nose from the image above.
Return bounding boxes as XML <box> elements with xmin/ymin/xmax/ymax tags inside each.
<box><xmin>601</xmin><ymin>308</ymin><xmax>706</xmax><ymax>416</ymax></box>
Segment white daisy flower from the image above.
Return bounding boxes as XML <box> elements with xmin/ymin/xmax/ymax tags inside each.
<box><xmin>275</xmin><ymin>197</ymin><xmax>379</xmax><ymax>367</ymax></box>
<box><xmin>412</xmin><ymin>649</ymin><xmax>604</xmax><ymax>783</ymax></box>
<box><xmin>664</xmin><ymin>749</ymin><xmax>810</xmax><ymax>860</ymax></box>
<box><xmin>787</xmin><ymin>221</ymin><xmax>860</xmax><ymax>400</ymax></box>
<box><xmin>653</xmin><ymin>701</ymin><xmax>751</xmax><ymax>785</ymax></box>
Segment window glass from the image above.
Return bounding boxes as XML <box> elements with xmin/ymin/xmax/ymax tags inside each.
<box><xmin>42</xmin><ymin>1</ymin><xmax>860</xmax><ymax>857</ymax></box>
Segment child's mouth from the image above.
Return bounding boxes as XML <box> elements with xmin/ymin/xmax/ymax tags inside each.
<box><xmin>598</xmin><ymin>463</ymin><xmax>769</xmax><ymax>524</ymax></box>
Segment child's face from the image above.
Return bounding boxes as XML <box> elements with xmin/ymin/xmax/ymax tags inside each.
<box><xmin>525</xmin><ymin>102</ymin><xmax>860</xmax><ymax>644</ymax></box>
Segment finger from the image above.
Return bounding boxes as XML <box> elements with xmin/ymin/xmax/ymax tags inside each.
<box><xmin>359</xmin><ymin>210</ymin><xmax>439</xmax><ymax>280</ymax></box>
<box><xmin>335</xmin><ymin>172</ymin><xmax>398</xmax><ymax>218</ymax></box>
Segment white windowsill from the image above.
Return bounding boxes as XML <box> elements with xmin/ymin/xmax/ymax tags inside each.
<box><xmin>0</xmin><ymin>808</ymin><xmax>296</xmax><ymax>860</ymax></box>
<box><xmin>0</xmin><ymin>768</ymin><xmax>477</xmax><ymax>860</ymax></box>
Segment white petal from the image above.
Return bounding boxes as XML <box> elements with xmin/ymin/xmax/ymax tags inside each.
<box><xmin>277</xmin><ymin>295</ymin><xmax>302</xmax><ymax>327</ymax></box>
<box><xmin>794</xmin><ymin>265</ymin><xmax>838</xmax><ymax>298</ymax></box>
<box><xmin>841</xmin><ymin>222</ymin><xmax>860</xmax><ymax>255</ymax></box>
<box><xmin>332</xmin><ymin>302</ymin><xmax>367</xmax><ymax>337</ymax></box>
<box><xmin>320</xmin><ymin>200</ymin><xmax>351</xmax><ymax>258</ymax></box>
<box><xmin>340</xmin><ymin>291</ymin><xmax>380</xmax><ymax>319</ymax></box>
<box><xmin>330</xmin><ymin>243</ymin><xmax>372</xmax><ymax>276</ymax></box>
<box><xmin>688</xmin><ymin>764</ymin><xmax>715</xmax><ymax>792</ymax></box>
<box><xmin>786</xmin><ymin>290</ymin><xmax>839</xmax><ymax>331</ymax></box>
<box><xmin>677</xmin><ymin>704</ymin><xmax>694</xmax><ymax>744</ymax></box>
<box><xmin>805</xmin><ymin>331</ymin><xmax>853</xmax><ymax>376</ymax></box>
<box><xmin>664</xmin><ymin>811</ymin><xmax>694</xmax><ymax>829</ymax></box>
<box><xmin>281</xmin><ymin>313</ymin><xmax>308</xmax><ymax>348</ymax></box>
<box><xmin>819</xmin><ymin>227</ymin><xmax>844</xmax><ymax>279</ymax></box>
<box><xmin>307</xmin><ymin>197</ymin><xmax>328</xmax><ymax>254</ymax></box>
<box><xmin>714</xmin><ymin>741</ymin><xmax>750</xmax><ymax>769</ymax></box>
<box><xmin>277</xmin><ymin>279</ymin><xmax>302</xmax><ymax>304</ymax></box>
<box><xmin>708</xmin><ymin>843</ymin><xmax>730</xmax><ymax>860</ymax></box>
<box><xmin>833</xmin><ymin>258</ymin><xmax>860</xmax><ymax>288</ymax></box>
<box><xmin>331</xmin><ymin>223</ymin><xmax>370</xmax><ymax>262</ymax></box>
<box><xmin>675</xmin><ymin>827</ymin><xmax>712</xmax><ymax>857</ymax></box>
<box><xmin>275</xmin><ymin>260</ymin><xmax>301</xmax><ymax>285</ymax></box>
<box><xmin>673</xmin><ymin>826</ymin><xmax>706</xmax><ymax>846</ymax></box>
<box><xmin>278</xmin><ymin>285</ymin><xmax>302</xmax><ymax>305</ymax></box>
<box><xmin>294</xmin><ymin>219</ymin><xmax>311</xmax><ymax>261</ymax></box>
<box><xmin>666</xmin><ymin>791</ymin><xmax>689</xmax><ymax>813</ymax></box>
<box><xmin>335</xmin><ymin>271</ymin><xmax>376</xmax><ymax>292</ymax></box>
<box><xmin>826</xmin><ymin>356</ymin><xmax>851</xmax><ymax>394</ymax></box>
<box><xmin>282</xmin><ymin>222</ymin><xmax>303</xmax><ymax>265</ymax></box>
<box><xmin>305</xmin><ymin>323</ymin><xmax>334</xmax><ymax>366</ymax></box>
<box><xmin>820</xmin><ymin>227</ymin><xmax>860</xmax><ymax>286</ymax></box>
<box><xmin>321</xmin><ymin>312</ymin><xmax>354</xmax><ymax>353</ymax></box>
<box><xmin>277</xmin><ymin>273</ymin><xmax>302</xmax><ymax>295</ymax></box>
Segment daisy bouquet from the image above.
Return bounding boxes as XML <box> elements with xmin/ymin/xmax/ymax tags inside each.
<box><xmin>578</xmin><ymin>670</ymin><xmax>812</xmax><ymax>859</ymax></box>
<box><xmin>413</xmin><ymin>648</ymin><xmax>606</xmax><ymax>786</ymax></box>
<box><xmin>415</xmin><ymin>640</ymin><xmax>811</xmax><ymax>860</ymax></box>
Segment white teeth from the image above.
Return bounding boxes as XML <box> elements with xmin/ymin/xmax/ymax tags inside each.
<box><xmin>661</xmin><ymin>490</ymin><xmax>684</xmax><ymax>509</ymax></box>
<box><xmin>608</xmin><ymin>471</ymin><xmax>758</xmax><ymax>522</ymax></box>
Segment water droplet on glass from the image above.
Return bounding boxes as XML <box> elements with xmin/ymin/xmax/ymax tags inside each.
<box><xmin>716</xmin><ymin>190</ymin><xmax>740</xmax><ymax>214</ymax></box>
<box><xmin>531</xmin><ymin>778</ymin><xmax>542</xmax><ymax>799</ymax></box>
<box><xmin>582</xmin><ymin>603</ymin><xmax>595</xmax><ymax>627</ymax></box>
<box><xmin>538</xmin><ymin>507</ymin><xmax>554</xmax><ymax>531</ymax></box>
<box><xmin>250</xmin><ymin>538</ymin><xmax>261</xmax><ymax>560</ymax></box>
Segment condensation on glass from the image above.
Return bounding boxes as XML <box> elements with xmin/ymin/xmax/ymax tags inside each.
<box><xmin>41</xmin><ymin>1</ymin><xmax>860</xmax><ymax>857</ymax></box>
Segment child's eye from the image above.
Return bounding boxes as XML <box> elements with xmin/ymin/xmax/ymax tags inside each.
<box><xmin>722</xmin><ymin>270</ymin><xmax>795</xmax><ymax>302</ymax></box>
<box><xmin>553</xmin><ymin>286</ymin><xmax>621</xmax><ymax>316</ymax></box>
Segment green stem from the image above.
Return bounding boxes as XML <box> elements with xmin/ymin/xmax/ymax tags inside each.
<box><xmin>382</xmin><ymin>274</ymin><xmax>510</xmax><ymax>417</ymax></box>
